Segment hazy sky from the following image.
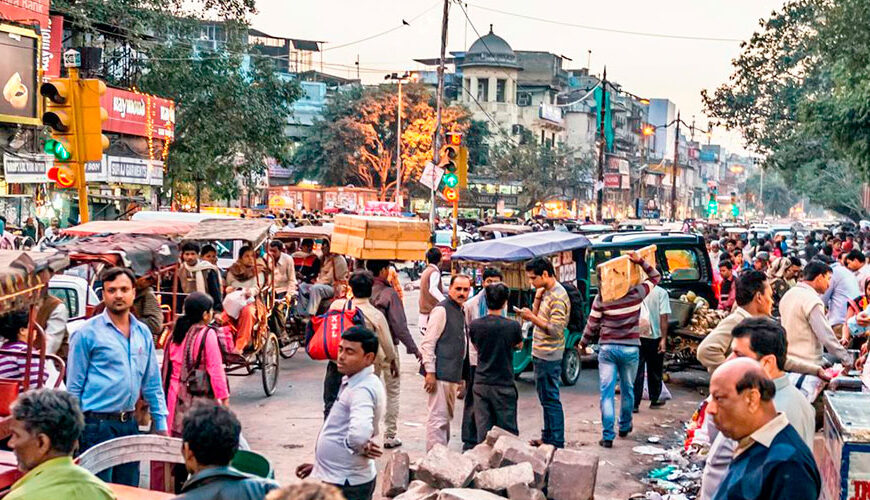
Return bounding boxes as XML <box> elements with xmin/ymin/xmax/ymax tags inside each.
<box><xmin>251</xmin><ymin>0</ymin><xmax>786</xmax><ymax>153</ymax></box>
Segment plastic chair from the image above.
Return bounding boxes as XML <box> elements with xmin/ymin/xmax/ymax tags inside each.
<box><xmin>76</xmin><ymin>435</ymin><xmax>185</xmax><ymax>490</ymax></box>
<box><xmin>231</xmin><ymin>449</ymin><xmax>274</xmax><ymax>479</ymax></box>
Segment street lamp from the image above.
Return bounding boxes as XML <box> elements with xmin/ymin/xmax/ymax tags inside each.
<box><xmin>385</xmin><ymin>71</ymin><xmax>412</xmax><ymax>209</ymax></box>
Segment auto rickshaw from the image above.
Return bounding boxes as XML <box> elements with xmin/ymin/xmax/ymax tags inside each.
<box><xmin>450</xmin><ymin>231</ymin><xmax>592</xmax><ymax>386</ymax></box>
<box><xmin>183</xmin><ymin>219</ymin><xmax>280</xmax><ymax>396</ymax></box>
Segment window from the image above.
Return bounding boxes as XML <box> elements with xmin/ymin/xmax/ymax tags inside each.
<box><xmin>464</xmin><ymin>78</ymin><xmax>471</xmax><ymax>100</ymax></box>
<box><xmin>496</xmin><ymin>79</ymin><xmax>506</xmax><ymax>102</ymax></box>
<box><xmin>477</xmin><ymin>78</ymin><xmax>489</xmax><ymax>102</ymax></box>
<box><xmin>49</xmin><ymin>287</ymin><xmax>79</xmax><ymax>317</ymax></box>
<box><xmin>664</xmin><ymin>248</ymin><xmax>701</xmax><ymax>281</ymax></box>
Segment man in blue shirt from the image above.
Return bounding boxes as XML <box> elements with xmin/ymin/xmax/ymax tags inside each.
<box><xmin>67</xmin><ymin>266</ymin><xmax>168</xmax><ymax>486</ymax></box>
<box><xmin>707</xmin><ymin>357</ymin><xmax>820</xmax><ymax>500</ymax></box>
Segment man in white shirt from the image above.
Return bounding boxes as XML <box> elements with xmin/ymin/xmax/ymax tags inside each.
<box><xmin>709</xmin><ymin>241</ymin><xmax>722</xmax><ymax>279</ymax></box>
<box><xmin>297</xmin><ymin>326</ymin><xmax>385</xmax><ymax>500</ymax></box>
<box><xmin>845</xmin><ymin>249</ymin><xmax>870</xmax><ymax>294</ymax></box>
<box><xmin>267</xmin><ymin>240</ymin><xmax>298</xmax><ymax>299</ymax></box>
<box><xmin>634</xmin><ymin>283</ymin><xmax>670</xmax><ymax>411</ymax></box>
<box><xmin>417</xmin><ymin>248</ymin><xmax>445</xmax><ymax>335</ymax></box>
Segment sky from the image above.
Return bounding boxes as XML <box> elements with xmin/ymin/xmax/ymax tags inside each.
<box><xmin>250</xmin><ymin>0</ymin><xmax>787</xmax><ymax>154</ymax></box>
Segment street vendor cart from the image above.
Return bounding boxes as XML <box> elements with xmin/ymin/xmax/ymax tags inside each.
<box><xmin>451</xmin><ymin>231</ymin><xmax>592</xmax><ymax>385</ymax></box>
<box><xmin>820</xmin><ymin>391</ymin><xmax>870</xmax><ymax>500</ymax></box>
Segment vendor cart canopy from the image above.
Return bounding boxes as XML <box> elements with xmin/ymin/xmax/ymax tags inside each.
<box><xmin>62</xmin><ymin>220</ymin><xmax>199</xmax><ymax>238</ymax></box>
<box><xmin>477</xmin><ymin>224</ymin><xmax>533</xmax><ymax>235</ymax></box>
<box><xmin>184</xmin><ymin>219</ymin><xmax>274</xmax><ymax>248</ymax></box>
<box><xmin>0</xmin><ymin>251</ymin><xmax>70</xmax><ymax>315</ymax></box>
<box><xmin>452</xmin><ymin>231</ymin><xmax>591</xmax><ymax>262</ymax></box>
<box><xmin>274</xmin><ymin>223</ymin><xmax>334</xmax><ymax>239</ymax></box>
<box><xmin>55</xmin><ymin>234</ymin><xmax>179</xmax><ymax>277</ymax></box>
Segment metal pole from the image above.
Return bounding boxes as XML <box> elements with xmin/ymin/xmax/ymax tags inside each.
<box><xmin>69</xmin><ymin>68</ymin><xmax>89</xmax><ymax>223</ymax></box>
<box><xmin>431</xmin><ymin>0</ymin><xmax>449</xmax><ymax>231</ymax></box>
<box><xmin>670</xmin><ymin>111</ymin><xmax>680</xmax><ymax>221</ymax></box>
<box><xmin>759</xmin><ymin>163</ymin><xmax>764</xmax><ymax>216</ymax></box>
<box><xmin>196</xmin><ymin>181</ymin><xmax>201</xmax><ymax>213</ymax></box>
<box><xmin>595</xmin><ymin>67</ymin><xmax>607</xmax><ymax>222</ymax></box>
<box><xmin>396</xmin><ymin>78</ymin><xmax>403</xmax><ymax>208</ymax></box>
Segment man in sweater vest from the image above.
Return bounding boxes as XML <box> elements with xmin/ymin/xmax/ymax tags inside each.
<box><xmin>779</xmin><ymin>261</ymin><xmax>853</xmax><ymax>371</ymax></box>
<box><xmin>420</xmin><ymin>275</ymin><xmax>471</xmax><ymax>451</ymax></box>
<box><xmin>580</xmin><ymin>251</ymin><xmax>660</xmax><ymax>448</ymax></box>
<box><xmin>707</xmin><ymin>358</ymin><xmax>820</xmax><ymax>500</ymax></box>
<box><xmin>418</xmin><ymin>248</ymin><xmax>445</xmax><ymax>337</ymax></box>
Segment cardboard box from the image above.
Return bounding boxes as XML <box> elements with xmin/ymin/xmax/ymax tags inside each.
<box><xmin>597</xmin><ymin>245</ymin><xmax>657</xmax><ymax>302</ymax></box>
<box><xmin>332</xmin><ymin>215</ymin><xmax>430</xmax><ymax>261</ymax></box>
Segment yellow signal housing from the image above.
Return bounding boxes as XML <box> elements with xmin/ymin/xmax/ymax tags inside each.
<box><xmin>41</xmin><ymin>78</ymin><xmax>77</xmax><ymax>163</ymax></box>
<box><xmin>79</xmin><ymin>78</ymin><xmax>109</xmax><ymax>163</ymax></box>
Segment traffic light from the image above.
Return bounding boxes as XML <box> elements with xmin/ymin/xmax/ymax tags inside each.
<box><xmin>79</xmin><ymin>78</ymin><xmax>109</xmax><ymax>163</ymax></box>
<box><xmin>439</xmin><ymin>132</ymin><xmax>462</xmax><ymax>201</ymax></box>
<box><xmin>41</xmin><ymin>78</ymin><xmax>78</xmax><ymax>188</ymax></box>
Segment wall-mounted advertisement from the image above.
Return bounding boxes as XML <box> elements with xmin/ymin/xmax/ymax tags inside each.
<box><xmin>0</xmin><ymin>23</ymin><xmax>40</xmax><ymax>126</ymax></box>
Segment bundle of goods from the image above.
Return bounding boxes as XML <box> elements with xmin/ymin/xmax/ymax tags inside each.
<box><xmin>331</xmin><ymin>215</ymin><xmax>430</xmax><ymax>261</ymax></box>
<box><xmin>679</xmin><ymin>292</ymin><xmax>728</xmax><ymax>336</ymax></box>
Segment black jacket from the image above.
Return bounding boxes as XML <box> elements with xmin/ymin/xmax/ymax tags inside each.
<box><xmin>174</xmin><ymin>466</ymin><xmax>278</xmax><ymax>500</ymax></box>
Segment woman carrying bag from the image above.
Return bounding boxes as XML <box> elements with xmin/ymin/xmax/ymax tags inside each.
<box><xmin>163</xmin><ymin>292</ymin><xmax>230</xmax><ymax>435</ymax></box>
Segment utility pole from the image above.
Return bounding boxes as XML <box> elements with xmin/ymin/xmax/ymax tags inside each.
<box><xmin>595</xmin><ymin>67</ymin><xmax>607</xmax><ymax>222</ymax></box>
<box><xmin>431</xmin><ymin>0</ymin><xmax>449</xmax><ymax>232</ymax></box>
<box><xmin>670</xmin><ymin>110</ymin><xmax>681</xmax><ymax>221</ymax></box>
<box><xmin>759</xmin><ymin>160</ymin><xmax>764</xmax><ymax>216</ymax></box>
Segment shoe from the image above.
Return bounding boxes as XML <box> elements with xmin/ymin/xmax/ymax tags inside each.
<box><xmin>384</xmin><ymin>437</ymin><xmax>403</xmax><ymax>449</ymax></box>
<box><xmin>619</xmin><ymin>426</ymin><xmax>633</xmax><ymax>438</ymax></box>
<box><xmin>599</xmin><ymin>439</ymin><xmax>613</xmax><ymax>448</ymax></box>
<box><xmin>632</xmin><ymin>407</ymin><xmax>639</xmax><ymax>414</ymax></box>
<box><xmin>650</xmin><ymin>400</ymin><xmax>667</xmax><ymax>409</ymax></box>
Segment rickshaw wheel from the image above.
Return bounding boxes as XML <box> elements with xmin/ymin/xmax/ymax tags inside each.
<box><xmin>561</xmin><ymin>347</ymin><xmax>581</xmax><ymax>386</ymax></box>
<box><xmin>259</xmin><ymin>333</ymin><xmax>280</xmax><ymax>396</ymax></box>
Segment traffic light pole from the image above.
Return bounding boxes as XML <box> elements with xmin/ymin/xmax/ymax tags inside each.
<box><xmin>595</xmin><ymin>68</ymin><xmax>607</xmax><ymax>223</ymax></box>
<box><xmin>69</xmin><ymin>68</ymin><xmax>89</xmax><ymax>223</ymax></box>
<box><xmin>431</xmin><ymin>0</ymin><xmax>449</xmax><ymax>234</ymax></box>
<box><xmin>670</xmin><ymin>111</ymin><xmax>680</xmax><ymax>222</ymax></box>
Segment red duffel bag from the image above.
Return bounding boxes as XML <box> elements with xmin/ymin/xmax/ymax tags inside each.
<box><xmin>305</xmin><ymin>299</ymin><xmax>365</xmax><ymax>360</ymax></box>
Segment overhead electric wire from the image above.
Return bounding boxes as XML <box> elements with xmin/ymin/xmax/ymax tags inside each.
<box><xmin>322</xmin><ymin>0</ymin><xmax>440</xmax><ymax>52</ymax></box>
<box><xmin>465</xmin><ymin>2</ymin><xmax>742</xmax><ymax>43</ymax></box>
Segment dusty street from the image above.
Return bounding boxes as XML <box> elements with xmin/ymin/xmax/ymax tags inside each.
<box><xmin>232</xmin><ymin>288</ymin><xmax>710</xmax><ymax>500</ymax></box>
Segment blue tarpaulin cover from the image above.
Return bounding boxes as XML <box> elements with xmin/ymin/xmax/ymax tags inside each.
<box><xmin>451</xmin><ymin>231</ymin><xmax>590</xmax><ymax>262</ymax></box>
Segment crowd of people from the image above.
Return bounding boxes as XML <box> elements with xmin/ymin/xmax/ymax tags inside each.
<box><xmin>5</xmin><ymin>220</ymin><xmax>870</xmax><ymax>500</ymax></box>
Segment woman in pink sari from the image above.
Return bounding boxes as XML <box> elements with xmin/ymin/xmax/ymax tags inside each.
<box><xmin>163</xmin><ymin>292</ymin><xmax>230</xmax><ymax>434</ymax></box>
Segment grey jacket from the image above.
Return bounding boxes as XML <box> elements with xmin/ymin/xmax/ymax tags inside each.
<box><xmin>173</xmin><ymin>466</ymin><xmax>278</xmax><ymax>500</ymax></box>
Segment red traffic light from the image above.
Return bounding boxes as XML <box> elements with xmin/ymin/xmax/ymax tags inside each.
<box><xmin>445</xmin><ymin>132</ymin><xmax>462</xmax><ymax>146</ymax></box>
<box><xmin>443</xmin><ymin>187</ymin><xmax>458</xmax><ymax>202</ymax></box>
<box><xmin>48</xmin><ymin>166</ymin><xmax>76</xmax><ymax>188</ymax></box>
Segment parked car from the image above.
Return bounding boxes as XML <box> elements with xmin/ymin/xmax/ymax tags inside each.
<box><xmin>49</xmin><ymin>274</ymin><xmax>100</xmax><ymax>336</ymax></box>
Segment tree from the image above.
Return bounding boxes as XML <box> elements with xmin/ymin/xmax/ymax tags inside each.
<box><xmin>482</xmin><ymin>129</ymin><xmax>594</xmax><ymax>213</ymax></box>
<box><xmin>51</xmin><ymin>0</ymin><xmax>302</xmax><ymax>203</ymax></box>
<box><xmin>293</xmin><ymin>84</ymin><xmax>481</xmax><ymax>201</ymax></box>
<box><xmin>743</xmin><ymin>169</ymin><xmax>799</xmax><ymax>217</ymax></box>
<box><xmin>701</xmin><ymin>0</ymin><xmax>870</xmax><ymax>220</ymax></box>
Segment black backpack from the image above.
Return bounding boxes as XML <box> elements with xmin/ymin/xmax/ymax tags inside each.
<box><xmin>561</xmin><ymin>281</ymin><xmax>585</xmax><ymax>332</ymax></box>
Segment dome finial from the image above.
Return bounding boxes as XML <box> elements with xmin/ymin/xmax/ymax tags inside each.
<box><xmin>489</xmin><ymin>24</ymin><xmax>493</xmax><ymax>34</ymax></box>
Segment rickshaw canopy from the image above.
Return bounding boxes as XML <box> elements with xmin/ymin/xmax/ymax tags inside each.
<box><xmin>274</xmin><ymin>224</ymin><xmax>334</xmax><ymax>240</ymax></box>
<box><xmin>0</xmin><ymin>250</ymin><xmax>69</xmax><ymax>315</ymax></box>
<box><xmin>184</xmin><ymin>219</ymin><xmax>274</xmax><ymax>248</ymax></box>
<box><xmin>55</xmin><ymin>234</ymin><xmax>179</xmax><ymax>277</ymax></box>
<box><xmin>62</xmin><ymin>220</ymin><xmax>199</xmax><ymax>238</ymax></box>
<box><xmin>477</xmin><ymin>224</ymin><xmax>533</xmax><ymax>235</ymax></box>
<box><xmin>452</xmin><ymin>231</ymin><xmax>591</xmax><ymax>263</ymax></box>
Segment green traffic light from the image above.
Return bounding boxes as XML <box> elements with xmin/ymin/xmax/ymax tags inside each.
<box><xmin>53</xmin><ymin>141</ymin><xmax>71</xmax><ymax>161</ymax></box>
<box><xmin>44</xmin><ymin>139</ymin><xmax>56</xmax><ymax>155</ymax></box>
<box><xmin>443</xmin><ymin>173</ymin><xmax>458</xmax><ymax>188</ymax></box>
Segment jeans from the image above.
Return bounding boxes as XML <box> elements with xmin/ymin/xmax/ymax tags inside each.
<box><xmin>461</xmin><ymin>365</ymin><xmax>477</xmax><ymax>450</ymax></box>
<box><xmin>598</xmin><ymin>344</ymin><xmax>640</xmax><ymax>441</ymax></box>
<box><xmin>306</xmin><ymin>284</ymin><xmax>335</xmax><ymax>316</ymax></box>
<box><xmin>533</xmin><ymin>357</ymin><xmax>564</xmax><ymax>448</ymax></box>
<box><xmin>634</xmin><ymin>337</ymin><xmax>664</xmax><ymax>407</ymax></box>
<box><xmin>79</xmin><ymin>415</ymin><xmax>140</xmax><ymax>486</ymax></box>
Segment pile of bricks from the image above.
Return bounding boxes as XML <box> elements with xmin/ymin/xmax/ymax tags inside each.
<box><xmin>382</xmin><ymin>428</ymin><xmax>599</xmax><ymax>500</ymax></box>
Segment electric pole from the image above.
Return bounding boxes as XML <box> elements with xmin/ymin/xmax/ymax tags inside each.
<box><xmin>431</xmin><ymin>0</ymin><xmax>449</xmax><ymax>231</ymax></box>
<box><xmin>670</xmin><ymin>110</ymin><xmax>680</xmax><ymax>221</ymax></box>
<box><xmin>595</xmin><ymin>67</ymin><xmax>607</xmax><ymax>222</ymax></box>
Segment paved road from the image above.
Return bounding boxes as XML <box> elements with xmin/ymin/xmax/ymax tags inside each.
<box><xmin>231</xmin><ymin>288</ymin><xmax>709</xmax><ymax>499</ymax></box>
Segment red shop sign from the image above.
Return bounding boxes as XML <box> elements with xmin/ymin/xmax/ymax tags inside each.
<box><xmin>0</xmin><ymin>0</ymin><xmax>50</xmax><ymax>29</ymax></box>
<box><xmin>101</xmin><ymin>87</ymin><xmax>175</xmax><ymax>140</ymax></box>
<box><xmin>41</xmin><ymin>15</ymin><xmax>63</xmax><ymax>79</ymax></box>
<box><xmin>604</xmin><ymin>173</ymin><xmax>621</xmax><ymax>188</ymax></box>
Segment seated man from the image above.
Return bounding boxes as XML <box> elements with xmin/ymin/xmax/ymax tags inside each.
<box><xmin>176</xmin><ymin>402</ymin><xmax>278</xmax><ymax>499</ymax></box>
<box><xmin>179</xmin><ymin>241</ymin><xmax>223</xmax><ymax>313</ymax></box>
<box><xmin>268</xmin><ymin>240</ymin><xmax>298</xmax><ymax>300</ymax></box>
<box><xmin>6</xmin><ymin>389</ymin><xmax>114</xmax><ymax>500</ymax></box>
<box><xmin>293</xmin><ymin>238</ymin><xmax>321</xmax><ymax>286</ymax></box>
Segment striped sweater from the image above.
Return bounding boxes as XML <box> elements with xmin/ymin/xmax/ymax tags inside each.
<box><xmin>582</xmin><ymin>260</ymin><xmax>661</xmax><ymax>346</ymax></box>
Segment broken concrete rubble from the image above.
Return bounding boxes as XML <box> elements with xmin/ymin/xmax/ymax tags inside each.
<box><xmin>547</xmin><ymin>448</ymin><xmax>599</xmax><ymax>500</ymax></box>
<box><xmin>507</xmin><ymin>483</ymin><xmax>546</xmax><ymax>500</ymax></box>
<box><xmin>484</xmin><ymin>426</ymin><xmax>517</xmax><ymax>447</ymax></box>
<box><xmin>394</xmin><ymin>480</ymin><xmax>439</xmax><ymax>500</ymax></box>
<box><xmin>489</xmin><ymin>435</ymin><xmax>552</xmax><ymax>489</ymax></box>
<box><xmin>472</xmin><ymin>462</ymin><xmax>535</xmax><ymax>494</ymax></box>
<box><xmin>438</xmin><ymin>488</ymin><xmax>509</xmax><ymax>500</ymax></box>
<box><xmin>384</xmin><ymin>451</ymin><xmax>411</xmax><ymax>497</ymax></box>
<box><xmin>463</xmin><ymin>443</ymin><xmax>494</xmax><ymax>472</ymax></box>
<box><xmin>416</xmin><ymin>444</ymin><xmax>478</xmax><ymax>489</ymax></box>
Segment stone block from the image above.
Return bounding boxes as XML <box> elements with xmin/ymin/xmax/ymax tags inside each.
<box><xmin>484</xmin><ymin>426</ymin><xmax>516</xmax><ymax>447</ymax></box>
<box><xmin>463</xmin><ymin>443</ymin><xmax>494</xmax><ymax>472</ymax></box>
<box><xmin>438</xmin><ymin>488</ymin><xmax>506</xmax><ymax>500</ymax></box>
<box><xmin>546</xmin><ymin>449</ymin><xmax>599</xmax><ymax>500</ymax></box>
<box><xmin>507</xmin><ymin>483</ymin><xmax>547</xmax><ymax>500</ymax></box>
<box><xmin>490</xmin><ymin>436</ymin><xmax>549</xmax><ymax>489</ymax></box>
<box><xmin>383</xmin><ymin>451</ymin><xmax>411</xmax><ymax>497</ymax></box>
<box><xmin>394</xmin><ymin>481</ymin><xmax>438</xmax><ymax>500</ymax></box>
<box><xmin>473</xmin><ymin>462</ymin><xmax>535</xmax><ymax>494</ymax></box>
<box><xmin>416</xmin><ymin>444</ymin><xmax>478</xmax><ymax>489</ymax></box>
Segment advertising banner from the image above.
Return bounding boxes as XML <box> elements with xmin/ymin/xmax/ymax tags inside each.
<box><xmin>604</xmin><ymin>173</ymin><xmax>621</xmax><ymax>188</ymax></box>
<box><xmin>102</xmin><ymin>87</ymin><xmax>176</xmax><ymax>139</ymax></box>
<box><xmin>0</xmin><ymin>24</ymin><xmax>40</xmax><ymax>125</ymax></box>
<box><xmin>0</xmin><ymin>0</ymin><xmax>50</xmax><ymax>29</ymax></box>
<box><xmin>40</xmin><ymin>15</ymin><xmax>63</xmax><ymax>79</ymax></box>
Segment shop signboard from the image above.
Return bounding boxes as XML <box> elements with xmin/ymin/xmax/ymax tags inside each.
<box><xmin>539</xmin><ymin>103</ymin><xmax>563</xmax><ymax>125</ymax></box>
<box><xmin>0</xmin><ymin>23</ymin><xmax>40</xmax><ymax>126</ymax></box>
<box><xmin>0</xmin><ymin>0</ymin><xmax>50</xmax><ymax>30</ymax></box>
<box><xmin>40</xmin><ymin>15</ymin><xmax>63</xmax><ymax>78</ymax></box>
<box><xmin>102</xmin><ymin>87</ymin><xmax>176</xmax><ymax>139</ymax></box>
<box><xmin>635</xmin><ymin>198</ymin><xmax>661</xmax><ymax>219</ymax></box>
<box><xmin>105</xmin><ymin>155</ymin><xmax>164</xmax><ymax>186</ymax></box>
<box><xmin>3</xmin><ymin>152</ymin><xmax>104</xmax><ymax>183</ymax></box>
<box><xmin>604</xmin><ymin>173</ymin><xmax>621</xmax><ymax>189</ymax></box>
